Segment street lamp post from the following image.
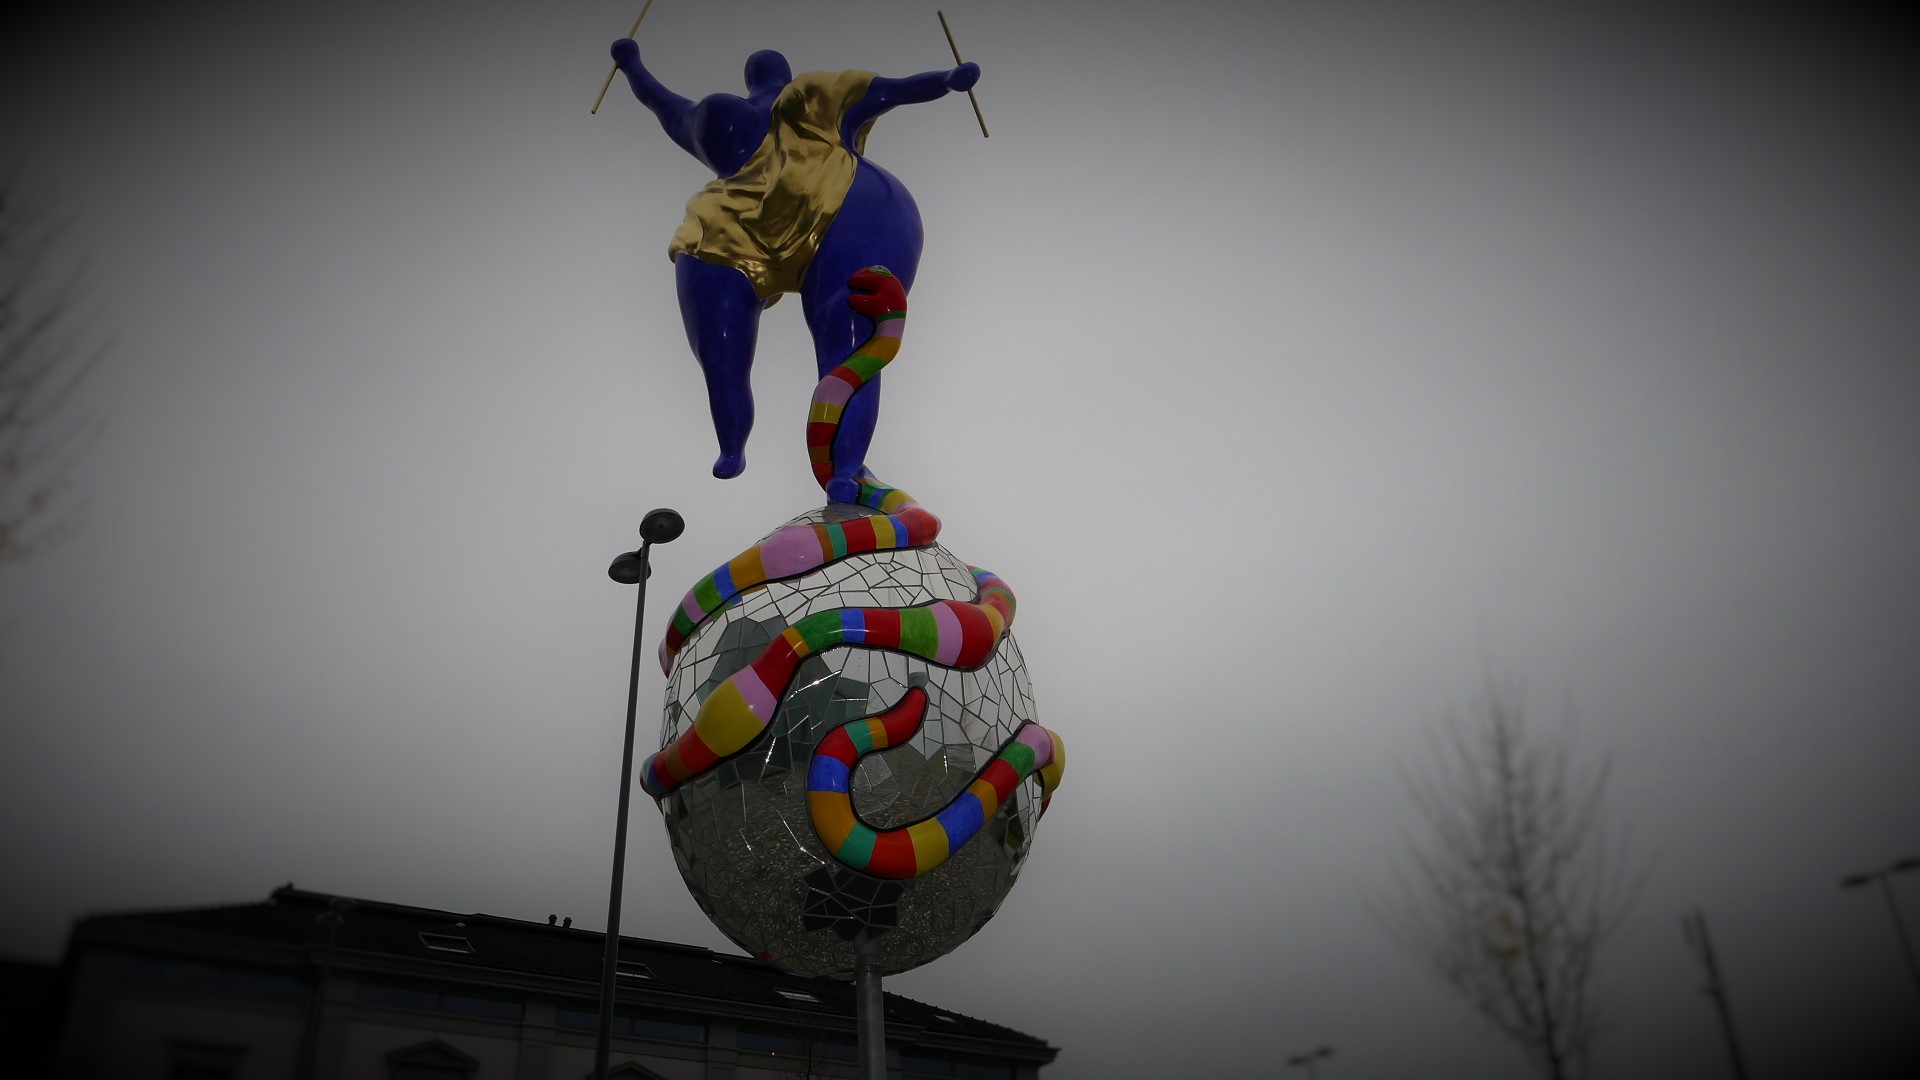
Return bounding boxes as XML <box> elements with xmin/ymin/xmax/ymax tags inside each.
<box><xmin>1840</xmin><ymin>856</ymin><xmax>1920</xmax><ymax>998</ymax></box>
<box><xmin>594</xmin><ymin>508</ymin><xmax>684</xmax><ymax>1080</ymax></box>
<box><xmin>1286</xmin><ymin>1046</ymin><xmax>1333</xmax><ymax>1079</ymax></box>
<box><xmin>294</xmin><ymin>898</ymin><xmax>355</xmax><ymax>1080</ymax></box>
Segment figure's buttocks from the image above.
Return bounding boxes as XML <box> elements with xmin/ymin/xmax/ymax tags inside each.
<box><xmin>670</xmin><ymin>70</ymin><xmax>878</xmax><ymax>300</ymax></box>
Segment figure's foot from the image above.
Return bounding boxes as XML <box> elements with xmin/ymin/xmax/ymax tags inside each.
<box><xmin>713</xmin><ymin>451</ymin><xmax>746</xmax><ymax>479</ymax></box>
<box><xmin>825</xmin><ymin>475</ymin><xmax>861</xmax><ymax>504</ymax></box>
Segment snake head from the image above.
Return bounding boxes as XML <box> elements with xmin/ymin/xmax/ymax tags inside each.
<box><xmin>847</xmin><ymin>264</ymin><xmax>907</xmax><ymax>320</ymax></box>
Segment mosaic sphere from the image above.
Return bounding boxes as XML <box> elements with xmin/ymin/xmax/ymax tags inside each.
<box><xmin>657</xmin><ymin>503</ymin><xmax>1046</xmax><ymax>979</ymax></box>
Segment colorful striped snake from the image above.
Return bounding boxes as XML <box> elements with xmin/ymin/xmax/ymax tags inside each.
<box><xmin>642</xmin><ymin>265</ymin><xmax>1065</xmax><ymax>880</ymax></box>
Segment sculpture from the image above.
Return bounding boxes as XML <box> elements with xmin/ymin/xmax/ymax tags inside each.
<box><xmin>612</xmin><ymin>37</ymin><xmax>979</xmax><ymax>502</ymax></box>
<box><xmin>611</xmin><ymin>16</ymin><xmax>1060</xmax><ymax>984</ymax></box>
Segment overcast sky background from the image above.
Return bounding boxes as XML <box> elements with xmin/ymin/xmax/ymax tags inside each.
<box><xmin>4</xmin><ymin>2</ymin><xmax>1918</xmax><ymax>1076</ymax></box>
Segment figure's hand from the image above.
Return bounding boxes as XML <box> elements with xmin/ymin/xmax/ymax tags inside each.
<box><xmin>947</xmin><ymin>62</ymin><xmax>980</xmax><ymax>93</ymax></box>
<box><xmin>611</xmin><ymin>38</ymin><xmax>640</xmax><ymax>69</ymax></box>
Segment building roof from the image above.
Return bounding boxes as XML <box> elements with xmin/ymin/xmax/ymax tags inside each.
<box><xmin>68</xmin><ymin>885</ymin><xmax>1052</xmax><ymax>1062</ymax></box>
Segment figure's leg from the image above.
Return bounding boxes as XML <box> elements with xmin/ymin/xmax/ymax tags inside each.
<box><xmin>676</xmin><ymin>255</ymin><xmax>764</xmax><ymax>479</ymax></box>
<box><xmin>801</xmin><ymin>163</ymin><xmax>924</xmax><ymax>502</ymax></box>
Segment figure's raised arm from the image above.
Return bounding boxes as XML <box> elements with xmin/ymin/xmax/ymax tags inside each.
<box><xmin>612</xmin><ymin>39</ymin><xmax>700</xmax><ymax>158</ymax></box>
<box><xmin>840</xmin><ymin>63</ymin><xmax>979</xmax><ymax>144</ymax></box>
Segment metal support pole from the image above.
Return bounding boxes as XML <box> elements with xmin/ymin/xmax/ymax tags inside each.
<box><xmin>1877</xmin><ymin>873</ymin><xmax>1920</xmax><ymax>997</ymax></box>
<box><xmin>1842</xmin><ymin>859</ymin><xmax>1920</xmax><ymax>1005</ymax></box>
<box><xmin>855</xmin><ymin>941</ymin><xmax>887</xmax><ymax>1080</ymax></box>
<box><xmin>595</xmin><ymin>540</ymin><xmax>653</xmax><ymax>1080</ymax></box>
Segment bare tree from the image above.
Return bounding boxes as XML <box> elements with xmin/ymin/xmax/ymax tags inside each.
<box><xmin>1385</xmin><ymin>679</ymin><xmax>1637</xmax><ymax>1080</ymax></box>
<box><xmin>0</xmin><ymin>181</ymin><xmax>101</xmax><ymax>564</ymax></box>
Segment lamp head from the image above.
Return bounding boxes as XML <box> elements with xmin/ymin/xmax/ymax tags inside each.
<box><xmin>640</xmin><ymin>507</ymin><xmax>685</xmax><ymax>545</ymax></box>
<box><xmin>608</xmin><ymin>551</ymin><xmax>650</xmax><ymax>585</ymax></box>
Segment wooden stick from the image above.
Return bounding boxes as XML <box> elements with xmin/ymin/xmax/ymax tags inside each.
<box><xmin>592</xmin><ymin>0</ymin><xmax>656</xmax><ymax>115</ymax></box>
<box><xmin>937</xmin><ymin>10</ymin><xmax>988</xmax><ymax>138</ymax></box>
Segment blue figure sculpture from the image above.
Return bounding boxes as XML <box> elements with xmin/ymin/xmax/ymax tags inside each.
<box><xmin>612</xmin><ymin>38</ymin><xmax>979</xmax><ymax>503</ymax></box>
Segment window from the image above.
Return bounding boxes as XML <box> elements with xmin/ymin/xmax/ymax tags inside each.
<box><xmin>737</xmin><ymin>1030</ymin><xmax>806</xmax><ymax>1056</ymax></box>
<box><xmin>627</xmin><ymin>1015</ymin><xmax>701</xmax><ymax>1042</ymax></box>
<box><xmin>775</xmin><ymin>987</ymin><xmax>821</xmax><ymax>1003</ymax></box>
<box><xmin>130</xmin><ymin>958</ymin><xmax>221</xmax><ymax>989</ymax></box>
<box><xmin>356</xmin><ymin>983</ymin><xmax>440</xmax><ymax>1011</ymax></box>
<box><xmin>355</xmin><ymin>981</ymin><xmax>523</xmax><ymax>1021</ymax></box>
<box><xmin>815</xmin><ymin>1041</ymin><xmax>861</xmax><ymax>1063</ymax></box>
<box><xmin>555</xmin><ymin>1007</ymin><xmax>705</xmax><ymax>1044</ymax></box>
<box><xmin>225</xmin><ymin>970</ymin><xmax>309</xmax><ymax>998</ymax></box>
<box><xmin>901</xmin><ymin>1052</ymin><xmax>952</xmax><ymax>1076</ymax></box>
<box><xmin>901</xmin><ymin>1053</ymin><xmax>1013</xmax><ymax>1079</ymax></box>
<box><xmin>738</xmin><ymin>1028</ymin><xmax>857</xmax><ymax>1062</ymax></box>
<box><xmin>128</xmin><ymin>958</ymin><xmax>308</xmax><ymax>1000</ymax></box>
<box><xmin>417</xmin><ymin>932</ymin><xmax>475</xmax><ymax>955</ymax></box>
<box><xmin>442</xmin><ymin>993</ymin><xmax>524</xmax><ymax>1021</ymax></box>
<box><xmin>616</xmin><ymin>960</ymin><xmax>654</xmax><ymax>980</ymax></box>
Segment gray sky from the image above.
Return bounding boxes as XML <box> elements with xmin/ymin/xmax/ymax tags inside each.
<box><xmin>4</xmin><ymin>2</ymin><xmax>1918</xmax><ymax>1076</ymax></box>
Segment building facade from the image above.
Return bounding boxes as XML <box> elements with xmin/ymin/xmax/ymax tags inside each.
<box><xmin>55</xmin><ymin>886</ymin><xmax>1055</xmax><ymax>1080</ymax></box>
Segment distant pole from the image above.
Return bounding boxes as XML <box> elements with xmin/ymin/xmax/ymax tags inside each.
<box><xmin>594</xmin><ymin>509</ymin><xmax>684</xmax><ymax>1080</ymax></box>
<box><xmin>855</xmin><ymin>934</ymin><xmax>887</xmax><ymax>1080</ymax></box>
<box><xmin>1681</xmin><ymin>908</ymin><xmax>1751</xmax><ymax>1080</ymax></box>
<box><xmin>1878</xmin><ymin>873</ymin><xmax>1920</xmax><ymax>995</ymax></box>
<box><xmin>1841</xmin><ymin>857</ymin><xmax>1920</xmax><ymax>999</ymax></box>
<box><xmin>294</xmin><ymin>897</ymin><xmax>353</xmax><ymax>1080</ymax></box>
